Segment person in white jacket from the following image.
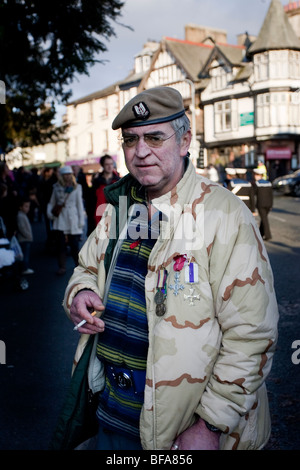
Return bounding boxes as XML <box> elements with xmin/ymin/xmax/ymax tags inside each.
<box><xmin>47</xmin><ymin>166</ymin><xmax>85</xmax><ymax>275</ymax></box>
<box><xmin>16</xmin><ymin>198</ymin><xmax>34</xmax><ymax>274</ymax></box>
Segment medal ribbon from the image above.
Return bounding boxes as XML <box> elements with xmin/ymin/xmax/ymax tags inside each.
<box><xmin>157</xmin><ymin>269</ymin><xmax>168</xmax><ymax>292</ymax></box>
<box><xmin>189</xmin><ymin>263</ymin><xmax>194</xmax><ymax>283</ymax></box>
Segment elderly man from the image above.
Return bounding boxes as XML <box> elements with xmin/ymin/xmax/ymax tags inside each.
<box><xmin>57</xmin><ymin>86</ymin><xmax>278</xmax><ymax>451</ymax></box>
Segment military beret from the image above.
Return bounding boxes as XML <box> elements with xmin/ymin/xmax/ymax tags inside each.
<box><xmin>112</xmin><ymin>86</ymin><xmax>186</xmax><ymax>130</ymax></box>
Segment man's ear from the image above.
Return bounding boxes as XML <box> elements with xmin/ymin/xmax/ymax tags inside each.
<box><xmin>180</xmin><ymin>129</ymin><xmax>192</xmax><ymax>157</ymax></box>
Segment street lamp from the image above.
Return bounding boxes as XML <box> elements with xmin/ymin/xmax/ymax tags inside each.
<box><xmin>184</xmin><ymin>78</ymin><xmax>197</xmax><ymax>167</ymax></box>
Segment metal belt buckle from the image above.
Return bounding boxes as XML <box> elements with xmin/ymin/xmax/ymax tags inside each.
<box><xmin>115</xmin><ymin>372</ymin><xmax>133</xmax><ymax>390</ymax></box>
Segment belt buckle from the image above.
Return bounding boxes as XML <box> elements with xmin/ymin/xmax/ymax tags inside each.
<box><xmin>115</xmin><ymin>371</ymin><xmax>133</xmax><ymax>390</ymax></box>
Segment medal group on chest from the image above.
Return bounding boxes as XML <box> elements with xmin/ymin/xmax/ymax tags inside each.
<box><xmin>154</xmin><ymin>254</ymin><xmax>200</xmax><ymax>317</ymax></box>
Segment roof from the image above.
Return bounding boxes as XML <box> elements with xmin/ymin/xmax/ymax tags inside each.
<box><xmin>248</xmin><ymin>0</ymin><xmax>300</xmax><ymax>54</ymax></box>
<box><xmin>68</xmin><ymin>69</ymin><xmax>145</xmax><ymax>105</ymax></box>
<box><xmin>163</xmin><ymin>37</ymin><xmax>214</xmax><ymax>82</ymax></box>
<box><xmin>68</xmin><ymin>82</ymin><xmax>120</xmax><ymax>105</ymax></box>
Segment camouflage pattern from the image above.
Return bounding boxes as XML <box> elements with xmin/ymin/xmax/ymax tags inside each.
<box><xmin>63</xmin><ymin>161</ymin><xmax>278</xmax><ymax>450</ymax></box>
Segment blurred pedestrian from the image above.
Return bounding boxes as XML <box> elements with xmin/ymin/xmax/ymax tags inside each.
<box><xmin>80</xmin><ymin>170</ymin><xmax>97</xmax><ymax>237</ymax></box>
<box><xmin>253</xmin><ymin>168</ymin><xmax>273</xmax><ymax>241</ymax></box>
<box><xmin>47</xmin><ymin>166</ymin><xmax>85</xmax><ymax>275</ymax></box>
<box><xmin>224</xmin><ymin>168</ymin><xmax>255</xmax><ymax>213</ymax></box>
<box><xmin>0</xmin><ymin>162</ymin><xmax>18</xmax><ymax>238</ymax></box>
<box><xmin>206</xmin><ymin>164</ymin><xmax>219</xmax><ymax>183</ymax></box>
<box><xmin>16</xmin><ymin>197</ymin><xmax>34</xmax><ymax>275</ymax></box>
<box><xmin>257</xmin><ymin>160</ymin><xmax>268</xmax><ymax>180</ymax></box>
<box><xmin>38</xmin><ymin>167</ymin><xmax>57</xmax><ymax>250</ymax></box>
<box><xmin>92</xmin><ymin>154</ymin><xmax>120</xmax><ymax>226</ymax></box>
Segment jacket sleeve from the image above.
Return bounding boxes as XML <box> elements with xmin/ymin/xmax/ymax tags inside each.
<box><xmin>76</xmin><ymin>184</ymin><xmax>85</xmax><ymax>229</ymax></box>
<box><xmin>17</xmin><ymin>214</ymin><xmax>32</xmax><ymax>240</ymax></box>
<box><xmin>196</xmin><ymin>202</ymin><xmax>278</xmax><ymax>433</ymax></box>
<box><xmin>47</xmin><ymin>188</ymin><xmax>56</xmax><ymax>221</ymax></box>
<box><xmin>62</xmin><ymin>206</ymin><xmax>112</xmax><ymax>318</ymax></box>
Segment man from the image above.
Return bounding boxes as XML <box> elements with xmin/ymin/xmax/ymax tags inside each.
<box><xmin>61</xmin><ymin>86</ymin><xmax>278</xmax><ymax>450</ymax></box>
<box><xmin>257</xmin><ymin>160</ymin><xmax>268</xmax><ymax>180</ymax></box>
<box><xmin>253</xmin><ymin>167</ymin><xmax>273</xmax><ymax>241</ymax></box>
<box><xmin>92</xmin><ymin>154</ymin><xmax>120</xmax><ymax>227</ymax></box>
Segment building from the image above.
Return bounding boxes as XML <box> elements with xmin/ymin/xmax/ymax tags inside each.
<box><xmin>66</xmin><ymin>41</ymin><xmax>160</xmax><ymax>176</ymax></box>
<box><xmin>64</xmin><ymin>0</ymin><xmax>300</xmax><ymax>179</ymax></box>
<box><xmin>201</xmin><ymin>0</ymin><xmax>300</xmax><ymax>179</ymax></box>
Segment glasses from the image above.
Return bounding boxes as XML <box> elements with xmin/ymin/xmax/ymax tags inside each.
<box><xmin>120</xmin><ymin>126</ymin><xmax>184</xmax><ymax>149</ymax></box>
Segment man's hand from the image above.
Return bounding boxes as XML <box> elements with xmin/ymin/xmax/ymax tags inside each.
<box><xmin>70</xmin><ymin>290</ymin><xmax>105</xmax><ymax>334</ymax></box>
<box><xmin>171</xmin><ymin>417</ymin><xmax>220</xmax><ymax>450</ymax></box>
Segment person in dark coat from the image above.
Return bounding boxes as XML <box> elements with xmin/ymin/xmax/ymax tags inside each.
<box><xmin>92</xmin><ymin>155</ymin><xmax>120</xmax><ymax>227</ymax></box>
<box><xmin>224</xmin><ymin>168</ymin><xmax>255</xmax><ymax>213</ymax></box>
<box><xmin>252</xmin><ymin>168</ymin><xmax>273</xmax><ymax>241</ymax></box>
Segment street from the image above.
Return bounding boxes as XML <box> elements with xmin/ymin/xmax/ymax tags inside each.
<box><xmin>0</xmin><ymin>192</ymin><xmax>299</xmax><ymax>451</ymax></box>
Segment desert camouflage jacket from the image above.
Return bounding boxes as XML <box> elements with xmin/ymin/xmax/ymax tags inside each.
<box><xmin>63</xmin><ymin>160</ymin><xmax>278</xmax><ymax>450</ymax></box>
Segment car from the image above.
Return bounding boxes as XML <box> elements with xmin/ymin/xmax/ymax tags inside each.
<box><xmin>272</xmin><ymin>169</ymin><xmax>300</xmax><ymax>196</ymax></box>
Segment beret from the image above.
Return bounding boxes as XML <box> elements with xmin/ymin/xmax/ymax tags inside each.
<box><xmin>112</xmin><ymin>86</ymin><xmax>185</xmax><ymax>130</ymax></box>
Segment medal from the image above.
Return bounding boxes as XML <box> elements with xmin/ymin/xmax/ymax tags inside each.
<box><xmin>184</xmin><ymin>287</ymin><xmax>200</xmax><ymax>306</ymax></box>
<box><xmin>155</xmin><ymin>268</ymin><xmax>168</xmax><ymax>317</ymax></box>
<box><xmin>154</xmin><ymin>289</ymin><xmax>164</xmax><ymax>304</ymax></box>
<box><xmin>169</xmin><ymin>271</ymin><xmax>185</xmax><ymax>296</ymax></box>
<box><xmin>184</xmin><ymin>262</ymin><xmax>199</xmax><ymax>284</ymax></box>
<box><xmin>156</xmin><ymin>303</ymin><xmax>166</xmax><ymax>317</ymax></box>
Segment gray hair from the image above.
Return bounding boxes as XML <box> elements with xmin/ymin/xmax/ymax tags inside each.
<box><xmin>170</xmin><ymin>115</ymin><xmax>191</xmax><ymax>143</ymax></box>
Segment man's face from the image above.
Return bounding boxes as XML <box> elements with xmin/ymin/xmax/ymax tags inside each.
<box><xmin>122</xmin><ymin>122</ymin><xmax>191</xmax><ymax>199</ymax></box>
<box><xmin>103</xmin><ymin>159</ymin><xmax>114</xmax><ymax>174</ymax></box>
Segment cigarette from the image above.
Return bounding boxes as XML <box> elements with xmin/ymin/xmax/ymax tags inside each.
<box><xmin>73</xmin><ymin>311</ymin><xmax>97</xmax><ymax>331</ymax></box>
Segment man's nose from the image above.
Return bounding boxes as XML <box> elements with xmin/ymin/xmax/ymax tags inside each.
<box><xmin>135</xmin><ymin>136</ymin><xmax>151</xmax><ymax>158</ymax></box>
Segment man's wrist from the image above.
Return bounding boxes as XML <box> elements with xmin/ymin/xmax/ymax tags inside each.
<box><xmin>204</xmin><ymin>420</ymin><xmax>221</xmax><ymax>433</ymax></box>
<box><xmin>75</xmin><ymin>288</ymin><xmax>94</xmax><ymax>296</ymax></box>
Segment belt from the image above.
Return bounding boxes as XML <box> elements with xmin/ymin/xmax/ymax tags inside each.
<box><xmin>105</xmin><ymin>363</ymin><xmax>146</xmax><ymax>395</ymax></box>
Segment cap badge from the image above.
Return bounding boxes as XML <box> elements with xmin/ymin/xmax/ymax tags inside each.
<box><xmin>132</xmin><ymin>101</ymin><xmax>150</xmax><ymax>120</ymax></box>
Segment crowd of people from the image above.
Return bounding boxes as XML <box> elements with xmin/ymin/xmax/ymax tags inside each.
<box><xmin>0</xmin><ymin>157</ymin><xmax>120</xmax><ymax>278</ymax></box>
<box><xmin>0</xmin><ymin>149</ymin><xmax>274</xmax><ymax>283</ymax></box>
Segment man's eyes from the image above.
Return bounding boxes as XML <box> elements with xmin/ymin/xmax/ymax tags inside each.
<box><xmin>145</xmin><ymin>135</ymin><xmax>162</xmax><ymax>142</ymax></box>
<box><xmin>124</xmin><ymin>136</ymin><xmax>138</xmax><ymax>144</ymax></box>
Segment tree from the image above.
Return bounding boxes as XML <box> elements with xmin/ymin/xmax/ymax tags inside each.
<box><xmin>0</xmin><ymin>0</ymin><xmax>125</xmax><ymax>153</ymax></box>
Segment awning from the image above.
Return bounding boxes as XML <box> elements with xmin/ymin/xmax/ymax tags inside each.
<box><xmin>24</xmin><ymin>161</ymin><xmax>62</xmax><ymax>170</ymax></box>
<box><xmin>266</xmin><ymin>148</ymin><xmax>291</xmax><ymax>160</ymax></box>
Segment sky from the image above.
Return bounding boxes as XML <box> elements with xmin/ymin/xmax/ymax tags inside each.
<box><xmin>57</xmin><ymin>0</ymin><xmax>286</xmax><ymax>121</ymax></box>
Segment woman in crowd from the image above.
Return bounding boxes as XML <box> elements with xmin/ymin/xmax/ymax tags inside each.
<box><xmin>47</xmin><ymin>166</ymin><xmax>85</xmax><ymax>275</ymax></box>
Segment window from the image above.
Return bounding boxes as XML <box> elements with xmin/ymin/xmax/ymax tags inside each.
<box><xmin>88</xmin><ymin>102</ymin><xmax>93</xmax><ymax>122</ymax></box>
<box><xmin>215</xmin><ymin>101</ymin><xmax>232</xmax><ymax>132</ymax></box>
<box><xmin>254</xmin><ymin>53</ymin><xmax>269</xmax><ymax>81</ymax></box>
<box><xmin>211</xmin><ymin>66</ymin><xmax>232</xmax><ymax>91</ymax></box>
<box><xmin>257</xmin><ymin>92</ymin><xmax>291</xmax><ymax>127</ymax></box>
<box><xmin>289</xmin><ymin>89</ymin><xmax>300</xmax><ymax>126</ymax></box>
<box><xmin>88</xmin><ymin>133</ymin><xmax>93</xmax><ymax>154</ymax></box>
<box><xmin>290</xmin><ymin>51</ymin><xmax>300</xmax><ymax>78</ymax></box>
